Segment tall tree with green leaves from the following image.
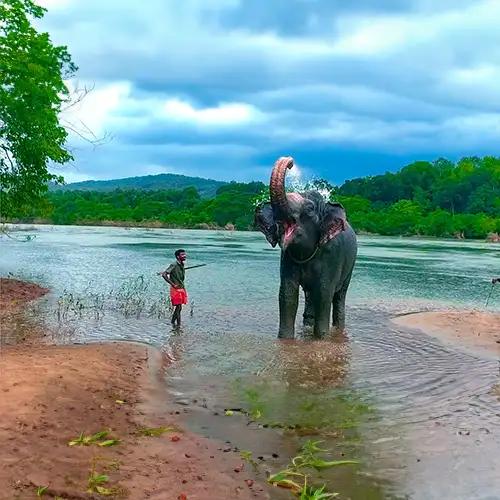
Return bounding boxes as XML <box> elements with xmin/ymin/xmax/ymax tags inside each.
<box><xmin>0</xmin><ymin>0</ymin><xmax>76</xmax><ymax>218</ymax></box>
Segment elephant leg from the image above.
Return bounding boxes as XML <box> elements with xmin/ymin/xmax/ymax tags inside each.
<box><xmin>312</xmin><ymin>288</ymin><xmax>333</xmax><ymax>339</ymax></box>
<box><xmin>332</xmin><ymin>273</ymin><xmax>352</xmax><ymax>332</ymax></box>
<box><xmin>278</xmin><ymin>279</ymin><xmax>299</xmax><ymax>339</ymax></box>
<box><xmin>303</xmin><ymin>289</ymin><xmax>314</xmax><ymax>328</ymax></box>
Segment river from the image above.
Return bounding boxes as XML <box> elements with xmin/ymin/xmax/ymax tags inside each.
<box><xmin>1</xmin><ymin>225</ymin><xmax>499</xmax><ymax>499</ymax></box>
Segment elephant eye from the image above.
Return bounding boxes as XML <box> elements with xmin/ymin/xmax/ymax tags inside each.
<box><xmin>301</xmin><ymin>205</ymin><xmax>314</xmax><ymax>218</ymax></box>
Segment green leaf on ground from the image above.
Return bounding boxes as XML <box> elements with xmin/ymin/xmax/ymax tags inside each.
<box><xmin>95</xmin><ymin>485</ymin><xmax>115</xmax><ymax>496</ymax></box>
<box><xmin>36</xmin><ymin>485</ymin><xmax>48</xmax><ymax>497</ymax></box>
<box><xmin>97</xmin><ymin>439</ymin><xmax>121</xmax><ymax>447</ymax></box>
<box><xmin>137</xmin><ymin>426</ymin><xmax>176</xmax><ymax>437</ymax></box>
<box><xmin>68</xmin><ymin>430</ymin><xmax>118</xmax><ymax>447</ymax></box>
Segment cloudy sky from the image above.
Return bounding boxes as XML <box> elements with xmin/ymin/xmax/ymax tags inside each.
<box><xmin>39</xmin><ymin>0</ymin><xmax>500</xmax><ymax>184</ymax></box>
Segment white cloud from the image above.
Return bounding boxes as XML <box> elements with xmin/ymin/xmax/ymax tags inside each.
<box><xmin>442</xmin><ymin>65</ymin><xmax>500</xmax><ymax>109</ymax></box>
<box><xmin>62</xmin><ymin>81</ymin><xmax>131</xmax><ymax>137</ymax></box>
<box><xmin>331</xmin><ymin>0</ymin><xmax>500</xmax><ymax>57</ymax></box>
<box><xmin>140</xmin><ymin>164</ymin><xmax>181</xmax><ymax>176</ymax></box>
<box><xmin>62</xmin><ymin>87</ymin><xmax>266</xmax><ymax>132</ymax></box>
<box><xmin>331</xmin><ymin>17</ymin><xmax>430</xmax><ymax>56</ymax></box>
<box><xmin>162</xmin><ymin>98</ymin><xmax>264</xmax><ymax>126</ymax></box>
<box><xmin>49</xmin><ymin>168</ymin><xmax>92</xmax><ymax>184</ymax></box>
<box><xmin>242</xmin><ymin>31</ymin><xmax>334</xmax><ymax>57</ymax></box>
<box><xmin>450</xmin><ymin>64</ymin><xmax>500</xmax><ymax>85</ymax></box>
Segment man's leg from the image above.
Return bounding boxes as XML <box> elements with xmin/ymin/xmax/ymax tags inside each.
<box><xmin>173</xmin><ymin>305</ymin><xmax>182</xmax><ymax>326</ymax></box>
<box><xmin>171</xmin><ymin>305</ymin><xmax>179</xmax><ymax>325</ymax></box>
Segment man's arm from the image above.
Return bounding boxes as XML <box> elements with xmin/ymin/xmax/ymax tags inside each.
<box><xmin>159</xmin><ymin>264</ymin><xmax>179</xmax><ymax>288</ymax></box>
<box><xmin>158</xmin><ymin>264</ymin><xmax>178</xmax><ymax>288</ymax></box>
<box><xmin>161</xmin><ymin>271</ymin><xmax>178</xmax><ymax>288</ymax></box>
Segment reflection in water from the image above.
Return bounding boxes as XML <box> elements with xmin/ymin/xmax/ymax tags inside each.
<box><xmin>161</xmin><ymin>328</ymin><xmax>185</xmax><ymax>364</ymax></box>
<box><xmin>269</xmin><ymin>336</ymin><xmax>351</xmax><ymax>389</ymax></box>
<box><xmin>1</xmin><ymin>225</ymin><xmax>499</xmax><ymax>499</ymax></box>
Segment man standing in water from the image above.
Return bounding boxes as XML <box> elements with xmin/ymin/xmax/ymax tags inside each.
<box><xmin>161</xmin><ymin>249</ymin><xmax>187</xmax><ymax>327</ymax></box>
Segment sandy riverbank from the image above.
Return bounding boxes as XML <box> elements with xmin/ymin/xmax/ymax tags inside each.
<box><xmin>393</xmin><ymin>310</ymin><xmax>500</xmax><ymax>359</ymax></box>
<box><xmin>0</xmin><ymin>278</ymin><xmax>48</xmax><ymax>316</ymax></box>
<box><xmin>0</xmin><ymin>280</ymin><xmax>266</xmax><ymax>499</ymax></box>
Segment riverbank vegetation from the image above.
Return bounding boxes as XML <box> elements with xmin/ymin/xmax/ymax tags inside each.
<box><xmin>338</xmin><ymin>156</ymin><xmax>499</xmax><ymax>239</ymax></box>
<box><xmin>6</xmin><ymin>156</ymin><xmax>500</xmax><ymax>240</ymax></box>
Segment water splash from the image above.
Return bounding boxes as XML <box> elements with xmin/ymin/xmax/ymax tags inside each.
<box><xmin>252</xmin><ymin>163</ymin><xmax>336</xmax><ymax>207</ymax></box>
<box><xmin>287</xmin><ymin>164</ymin><xmax>336</xmax><ymax>202</ymax></box>
<box><xmin>287</xmin><ymin>162</ymin><xmax>303</xmax><ymax>191</ymax></box>
<box><xmin>314</xmin><ymin>186</ymin><xmax>336</xmax><ymax>201</ymax></box>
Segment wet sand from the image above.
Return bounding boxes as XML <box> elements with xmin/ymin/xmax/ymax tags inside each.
<box><xmin>393</xmin><ymin>310</ymin><xmax>500</xmax><ymax>359</ymax></box>
<box><xmin>0</xmin><ymin>278</ymin><xmax>48</xmax><ymax>316</ymax></box>
<box><xmin>0</xmin><ymin>280</ymin><xmax>266</xmax><ymax>499</ymax></box>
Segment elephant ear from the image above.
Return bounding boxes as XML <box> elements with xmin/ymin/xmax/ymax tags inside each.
<box><xmin>319</xmin><ymin>202</ymin><xmax>347</xmax><ymax>246</ymax></box>
<box><xmin>254</xmin><ymin>202</ymin><xmax>279</xmax><ymax>247</ymax></box>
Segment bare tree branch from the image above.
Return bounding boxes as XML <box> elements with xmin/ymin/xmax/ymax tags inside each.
<box><xmin>61</xmin><ymin>81</ymin><xmax>95</xmax><ymax>112</ymax></box>
<box><xmin>0</xmin><ymin>224</ymin><xmax>37</xmax><ymax>242</ymax></box>
<box><xmin>60</xmin><ymin>81</ymin><xmax>112</xmax><ymax>148</ymax></box>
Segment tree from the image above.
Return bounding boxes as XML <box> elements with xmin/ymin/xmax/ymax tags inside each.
<box><xmin>9</xmin><ymin>154</ymin><xmax>500</xmax><ymax>239</ymax></box>
<box><xmin>467</xmin><ymin>184</ymin><xmax>500</xmax><ymax>216</ymax></box>
<box><xmin>0</xmin><ymin>0</ymin><xmax>76</xmax><ymax>218</ymax></box>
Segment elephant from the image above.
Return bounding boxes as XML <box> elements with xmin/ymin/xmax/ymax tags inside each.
<box><xmin>255</xmin><ymin>156</ymin><xmax>357</xmax><ymax>339</ymax></box>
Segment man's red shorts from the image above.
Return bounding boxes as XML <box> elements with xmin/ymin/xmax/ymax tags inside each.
<box><xmin>170</xmin><ymin>287</ymin><xmax>188</xmax><ymax>306</ymax></box>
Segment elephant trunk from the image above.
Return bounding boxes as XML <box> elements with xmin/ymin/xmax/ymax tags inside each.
<box><xmin>270</xmin><ymin>156</ymin><xmax>294</xmax><ymax>220</ymax></box>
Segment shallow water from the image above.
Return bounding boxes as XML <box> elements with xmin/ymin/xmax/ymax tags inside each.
<box><xmin>1</xmin><ymin>225</ymin><xmax>499</xmax><ymax>499</ymax></box>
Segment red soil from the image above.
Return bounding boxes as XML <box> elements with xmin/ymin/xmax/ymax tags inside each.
<box><xmin>0</xmin><ymin>279</ymin><xmax>268</xmax><ymax>499</ymax></box>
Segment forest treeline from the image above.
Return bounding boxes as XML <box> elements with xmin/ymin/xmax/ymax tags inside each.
<box><xmin>14</xmin><ymin>156</ymin><xmax>500</xmax><ymax>239</ymax></box>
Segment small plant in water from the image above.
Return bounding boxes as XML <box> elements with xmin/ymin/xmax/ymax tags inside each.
<box><xmin>292</xmin><ymin>440</ymin><xmax>358</xmax><ymax>471</ymax></box>
<box><xmin>234</xmin><ymin>378</ymin><xmax>374</xmax><ymax>436</ymax></box>
<box><xmin>299</xmin><ymin>479</ymin><xmax>338</xmax><ymax>499</ymax></box>
<box><xmin>240</xmin><ymin>450</ymin><xmax>259</xmax><ymax>469</ymax></box>
<box><xmin>241</xmin><ymin>386</ymin><xmax>266</xmax><ymax>420</ymax></box>
<box><xmin>56</xmin><ymin>287</ymin><xmax>106</xmax><ymax>321</ymax></box>
<box><xmin>267</xmin><ymin>439</ymin><xmax>358</xmax><ymax>497</ymax></box>
<box><xmin>267</xmin><ymin>469</ymin><xmax>304</xmax><ymax>493</ymax></box>
<box><xmin>54</xmin><ymin>276</ymin><xmax>172</xmax><ymax>322</ymax></box>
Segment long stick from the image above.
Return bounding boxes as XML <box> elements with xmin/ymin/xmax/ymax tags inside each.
<box><xmin>157</xmin><ymin>263</ymin><xmax>207</xmax><ymax>277</ymax></box>
<box><xmin>485</xmin><ymin>283</ymin><xmax>495</xmax><ymax>308</ymax></box>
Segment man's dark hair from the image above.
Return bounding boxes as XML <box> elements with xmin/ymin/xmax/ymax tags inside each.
<box><xmin>175</xmin><ymin>249</ymin><xmax>185</xmax><ymax>259</ymax></box>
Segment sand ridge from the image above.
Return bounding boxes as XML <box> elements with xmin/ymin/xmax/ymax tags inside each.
<box><xmin>393</xmin><ymin>309</ymin><xmax>500</xmax><ymax>359</ymax></box>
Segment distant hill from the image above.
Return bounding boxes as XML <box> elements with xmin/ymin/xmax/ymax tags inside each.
<box><xmin>52</xmin><ymin>173</ymin><xmax>226</xmax><ymax>198</ymax></box>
